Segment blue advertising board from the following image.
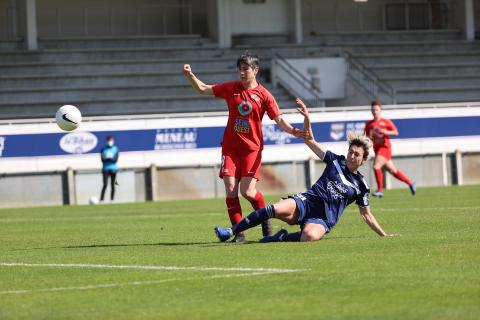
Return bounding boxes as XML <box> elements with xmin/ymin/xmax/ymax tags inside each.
<box><xmin>0</xmin><ymin>116</ymin><xmax>479</xmax><ymax>158</ymax></box>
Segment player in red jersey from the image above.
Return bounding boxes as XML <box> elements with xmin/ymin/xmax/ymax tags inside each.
<box><xmin>183</xmin><ymin>52</ymin><xmax>306</xmax><ymax>242</ymax></box>
<box><xmin>365</xmin><ymin>99</ymin><xmax>416</xmax><ymax>198</ymax></box>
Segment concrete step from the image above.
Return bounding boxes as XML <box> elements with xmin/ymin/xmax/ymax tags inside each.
<box><xmin>369</xmin><ymin>63</ymin><xmax>480</xmax><ymax>77</ymax></box>
<box><xmin>334</xmin><ymin>40</ymin><xmax>480</xmax><ymax>54</ymax></box>
<box><xmin>0</xmin><ymin>38</ymin><xmax>23</xmax><ymax>50</ymax></box>
<box><xmin>355</xmin><ymin>51</ymin><xmax>480</xmax><ymax>64</ymax></box>
<box><xmin>0</xmin><ymin>70</ymin><xmax>237</xmax><ymax>89</ymax></box>
<box><xmin>0</xmin><ymin>58</ymin><xmax>237</xmax><ymax>75</ymax></box>
<box><xmin>0</xmin><ymin>44</ymin><xmax>229</xmax><ymax>63</ymax></box>
<box><xmin>384</xmin><ymin>75</ymin><xmax>480</xmax><ymax>89</ymax></box>
<box><xmin>305</xmin><ymin>29</ymin><xmax>462</xmax><ymax>42</ymax></box>
<box><xmin>395</xmin><ymin>85</ymin><xmax>480</xmax><ymax>104</ymax></box>
<box><xmin>0</xmin><ymin>83</ymin><xmax>291</xmax><ymax>103</ymax></box>
<box><xmin>0</xmin><ymin>91</ymin><xmax>294</xmax><ymax>119</ymax></box>
<box><xmin>38</xmin><ymin>34</ymin><xmax>212</xmax><ymax>49</ymax></box>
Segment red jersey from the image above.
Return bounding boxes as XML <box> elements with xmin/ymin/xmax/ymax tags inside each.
<box><xmin>213</xmin><ymin>81</ymin><xmax>281</xmax><ymax>151</ymax></box>
<box><xmin>365</xmin><ymin>117</ymin><xmax>397</xmax><ymax>151</ymax></box>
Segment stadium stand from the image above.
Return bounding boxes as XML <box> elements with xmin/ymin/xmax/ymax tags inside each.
<box><xmin>0</xmin><ymin>34</ymin><xmax>336</xmax><ymax>118</ymax></box>
<box><xmin>2</xmin><ymin>29</ymin><xmax>479</xmax><ymax>119</ymax></box>
<box><xmin>305</xmin><ymin>30</ymin><xmax>480</xmax><ymax>104</ymax></box>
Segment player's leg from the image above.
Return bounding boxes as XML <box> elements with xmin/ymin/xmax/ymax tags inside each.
<box><xmin>240</xmin><ymin>177</ymin><xmax>272</xmax><ymax>237</ymax></box>
<box><xmin>373</xmin><ymin>153</ymin><xmax>388</xmax><ymax>197</ymax></box>
<box><xmin>214</xmin><ymin>198</ymin><xmax>299</xmax><ymax>242</ymax></box>
<box><xmin>110</xmin><ymin>171</ymin><xmax>117</xmax><ymax>200</ymax></box>
<box><xmin>300</xmin><ymin>223</ymin><xmax>326</xmax><ymax>242</ymax></box>
<box><xmin>223</xmin><ymin>176</ymin><xmax>241</xmax><ymax>224</ymax></box>
<box><xmin>384</xmin><ymin>160</ymin><xmax>416</xmax><ymax>195</ymax></box>
<box><xmin>220</xmin><ymin>147</ymin><xmax>243</xmax><ymax>226</ymax></box>
<box><xmin>100</xmin><ymin>170</ymin><xmax>108</xmax><ymax>201</ymax></box>
<box><xmin>239</xmin><ymin>150</ymin><xmax>272</xmax><ymax>236</ymax></box>
<box><xmin>260</xmin><ymin>195</ymin><xmax>329</xmax><ymax>243</ymax></box>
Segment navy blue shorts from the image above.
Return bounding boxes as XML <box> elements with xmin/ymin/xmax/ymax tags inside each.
<box><xmin>290</xmin><ymin>192</ymin><xmax>331</xmax><ymax>233</ymax></box>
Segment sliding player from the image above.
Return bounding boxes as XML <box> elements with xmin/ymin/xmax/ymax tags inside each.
<box><xmin>214</xmin><ymin>98</ymin><xmax>396</xmax><ymax>243</ymax></box>
<box><xmin>365</xmin><ymin>99</ymin><xmax>416</xmax><ymax>198</ymax></box>
<box><xmin>183</xmin><ymin>52</ymin><xmax>306</xmax><ymax>242</ymax></box>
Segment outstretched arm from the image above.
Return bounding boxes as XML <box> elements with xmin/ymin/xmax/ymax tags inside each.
<box><xmin>273</xmin><ymin>114</ymin><xmax>306</xmax><ymax>138</ymax></box>
<box><xmin>296</xmin><ymin>98</ymin><xmax>326</xmax><ymax>160</ymax></box>
<box><xmin>359</xmin><ymin>206</ymin><xmax>398</xmax><ymax>237</ymax></box>
<box><xmin>182</xmin><ymin>64</ymin><xmax>214</xmax><ymax>96</ymax></box>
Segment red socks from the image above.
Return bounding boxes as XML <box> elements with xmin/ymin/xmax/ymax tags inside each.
<box><xmin>226</xmin><ymin>192</ymin><xmax>266</xmax><ymax>226</ymax></box>
<box><xmin>393</xmin><ymin>169</ymin><xmax>412</xmax><ymax>186</ymax></box>
<box><xmin>226</xmin><ymin>197</ymin><xmax>242</xmax><ymax>226</ymax></box>
<box><xmin>249</xmin><ymin>191</ymin><xmax>266</xmax><ymax>210</ymax></box>
<box><xmin>374</xmin><ymin>168</ymin><xmax>384</xmax><ymax>192</ymax></box>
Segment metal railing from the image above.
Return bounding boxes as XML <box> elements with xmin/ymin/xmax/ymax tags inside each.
<box><xmin>39</xmin><ymin>4</ymin><xmax>193</xmax><ymax>37</ymax></box>
<box><xmin>272</xmin><ymin>54</ymin><xmax>324</xmax><ymax>107</ymax></box>
<box><xmin>344</xmin><ymin>50</ymin><xmax>397</xmax><ymax>104</ymax></box>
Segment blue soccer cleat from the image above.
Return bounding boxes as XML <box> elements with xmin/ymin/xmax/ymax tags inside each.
<box><xmin>214</xmin><ymin>226</ymin><xmax>233</xmax><ymax>242</ymax></box>
<box><xmin>409</xmin><ymin>182</ymin><xmax>416</xmax><ymax>196</ymax></box>
<box><xmin>372</xmin><ymin>191</ymin><xmax>384</xmax><ymax>198</ymax></box>
<box><xmin>259</xmin><ymin>229</ymin><xmax>288</xmax><ymax>243</ymax></box>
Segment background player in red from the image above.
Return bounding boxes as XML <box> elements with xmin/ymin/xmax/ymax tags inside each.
<box><xmin>182</xmin><ymin>52</ymin><xmax>306</xmax><ymax>242</ymax></box>
<box><xmin>365</xmin><ymin>99</ymin><xmax>416</xmax><ymax>198</ymax></box>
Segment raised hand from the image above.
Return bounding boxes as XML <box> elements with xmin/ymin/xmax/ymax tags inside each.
<box><xmin>183</xmin><ymin>64</ymin><xmax>193</xmax><ymax>77</ymax></box>
<box><xmin>295</xmin><ymin>98</ymin><xmax>309</xmax><ymax>117</ymax></box>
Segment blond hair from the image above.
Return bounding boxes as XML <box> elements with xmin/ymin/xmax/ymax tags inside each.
<box><xmin>347</xmin><ymin>132</ymin><xmax>372</xmax><ymax>159</ymax></box>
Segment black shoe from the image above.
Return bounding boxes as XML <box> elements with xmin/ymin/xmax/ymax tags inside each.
<box><xmin>260</xmin><ymin>229</ymin><xmax>288</xmax><ymax>243</ymax></box>
<box><xmin>409</xmin><ymin>182</ymin><xmax>416</xmax><ymax>196</ymax></box>
<box><xmin>261</xmin><ymin>219</ymin><xmax>273</xmax><ymax>237</ymax></box>
<box><xmin>230</xmin><ymin>233</ymin><xmax>246</xmax><ymax>243</ymax></box>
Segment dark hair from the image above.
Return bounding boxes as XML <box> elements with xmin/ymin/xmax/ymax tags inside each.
<box><xmin>106</xmin><ymin>135</ymin><xmax>113</xmax><ymax>141</ymax></box>
<box><xmin>236</xmin><ymin>52</ymin><xmax>260</xmax><ymax>69</ymax></box>
<box><xmin>371</xmin><ymin>99</ymin><xmax>382</xmax><ymax>108</ymax></box>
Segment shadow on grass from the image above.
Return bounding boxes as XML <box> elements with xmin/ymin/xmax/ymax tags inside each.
<box><xmin>11</xmin><ymin>241</ymin><xmax>260</xmax><ymax>251</ymax></box>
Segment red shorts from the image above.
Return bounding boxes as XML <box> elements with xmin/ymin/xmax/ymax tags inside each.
<box><xmin>219</xmin><ymin>146</ymin><xmax>262</xmax><ymax>180</ymax></box>
<box><xmin>375</xmin><ymin>146</ymin><xmax>392</xmax><ymax>160</ymax></box>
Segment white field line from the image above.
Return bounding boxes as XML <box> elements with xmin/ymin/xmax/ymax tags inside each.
<box><xmin>0</xmin><ymin>262</ymin><xmax>301</xmax><ymax>273</ymax></box>
<box><xmin>0</xmin><ymin>262</ymin><xmax>303</xmax><ymax>295</ymax></box>
<box><xmin>0</xmin><ymin>272</ymin><xmax>283</xmax><ymax>296</ymax></box>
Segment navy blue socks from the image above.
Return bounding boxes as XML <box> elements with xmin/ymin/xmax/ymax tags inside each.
<box><xmin>233</xmin><ymin>205</ymin><xmax>275</xmax><ymax>235</ymax></box>
<box><xmin>282</xmin><ymin>231</ymin><xmax>301</xmax><ymax>242</ymax></box>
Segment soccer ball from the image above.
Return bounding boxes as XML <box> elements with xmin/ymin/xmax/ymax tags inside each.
<box><xmin>89</xmin><ymin>196</ymin><xmax>99</xmax><ymax>205</ymax></box>
<box><xmin>56</xmin><ymin>105</ymin><xmax>81</xmax><ymax>131</ymax></box>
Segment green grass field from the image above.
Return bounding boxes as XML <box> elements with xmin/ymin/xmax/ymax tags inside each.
<box><xmin>1</xmin><ymin>185</ymin><xmax>479</xmax><ymax>319</ymax></box>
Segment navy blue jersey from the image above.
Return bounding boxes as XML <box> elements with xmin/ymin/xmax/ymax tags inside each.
<box><xmin>302</xmin><ymin>150</ymin><xmax>370</xmax><ymax>229</ymax></box>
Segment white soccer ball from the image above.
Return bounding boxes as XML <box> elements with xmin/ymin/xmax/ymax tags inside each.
<box><xmin>56</xmin><ymin>105</ymin><xmax>81</xmax><ymax>131</ymax></box>
<box><xmin>89</xmin><ymin>196</ymin><xmax>99</xmax><ymax>205</ymax></box>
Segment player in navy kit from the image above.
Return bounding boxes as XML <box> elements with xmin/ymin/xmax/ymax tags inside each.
<box><xmin>214</xmin><ymin>99</ymin><xmax>395</xmax><ymax>242</ymax></box>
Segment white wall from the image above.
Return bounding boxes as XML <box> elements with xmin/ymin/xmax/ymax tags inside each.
<box><xmin>229</xmin><ymin>0</ymin><xmax>289</xmax><ymax>34</ymax></box>
<box><xmin>1</xmin><ymin>102</ymin><xmax>480</xmax><ymax>174</ymax></box>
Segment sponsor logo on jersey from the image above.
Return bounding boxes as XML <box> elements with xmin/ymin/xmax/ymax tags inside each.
<box><xmin>327</xmin><ymin>180</ymin><xmax>347</xmax><ymax>200</ymax></box>
<box><xmin>0</xmin><ymin>136</ymin><xmax>5</xmax><ymax>157</ymax></box>
<box><xmin>234</xmin><ymin>118</ymin><xmax>250</xmax><ymax>134</ymax></box>
<box><xmin>262</xmin><ymin>124</ymin><xmax>293</xmax><ymax>145</ymax></box>
<box><xmin>155</xmin><ymin>128</ymin><xmax>197</xmax><ymax>150</ymax></box>
<box><xmin>238</xmin><ymin>101</ymin><xmax>253</xmax><ymax>116</ymax></box>
<box><xmin>60</xmin><ymin>131</ymin><xmax>97</xmax><ymax>154</ymax></box>
<box><xmin>250</xmin><ymin>94</ymin><xmax>260</xmax><ymax>102</ymax></box>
